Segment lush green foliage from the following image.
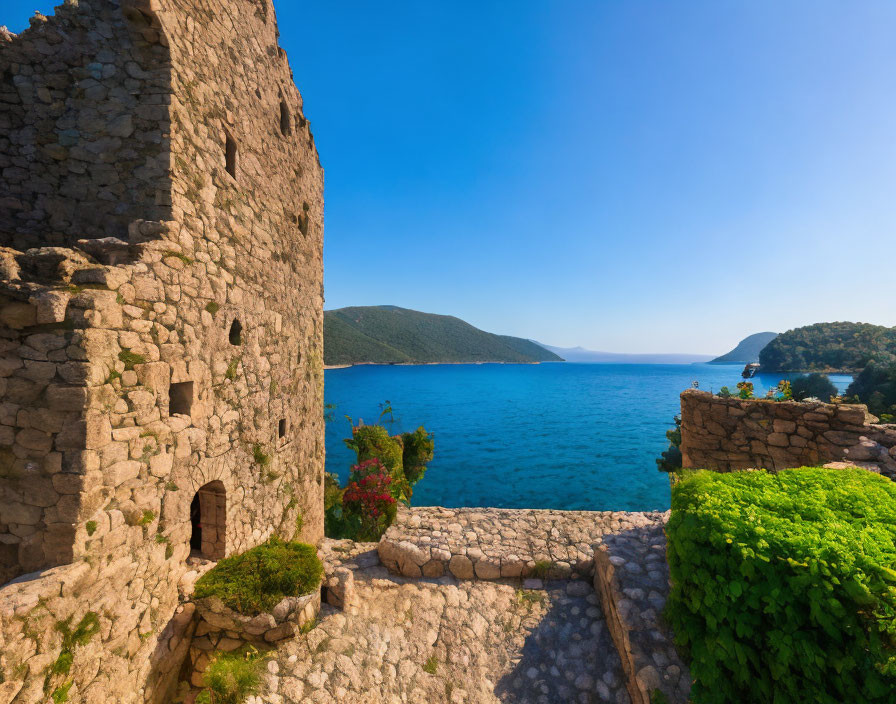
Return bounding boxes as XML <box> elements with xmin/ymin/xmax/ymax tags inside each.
<box><xmin>656</xmin><ymin>415</ymin><xmax>682</xmax><ymax>473</ymax></box>
<box><xmin>326</xmin><ymin>415</ymin><xmax>435</xmax><ymax>541</ymax></box>
<box><xmin>667</xmin><ymin>467</ymin><xmax>896</xmax><ymax>704</ymax></box>
<box><xmin>401</xmin><ymin>426</ymin><xmax>435</xmax><ymax>485</ymax></box>
<box><xmin>847</xmin><ymin>361</ymin><xmax>896</xmax><ymax>422</ymax></box>
<box><xmin>709</xmin><ymin>332</ymin><xmax>778</xmax><ymax>364</ymax></box>
<box><xmin>759</xmin><ymin>321</ymin><xmax>896</xmax><ymax>372</ymax></box>
<box><xmin>789</xmin><ymin>372</ymin><xmax>838</xmax><ymax>402</ymax></box>
<box><xmin>196</xmin><ymin>647</ymin><xmax>266</xmax><ymax>704</ymax></box>
<box><xmin>194</xmin><ymin>538</ymin><xmax>322</xmax><ymax>615</ymax></box>
<box><xmin>340</xmin><ymin>459</ymin><xmax>399</xmax><ymax>541</ymax></box>
<box><xmin>735</xmin><ymin>381</ymin><xmax>753</xmax><ymax>399</ymax></box>
<box><xmin>323</xmin><ymin>305</ymin><xmax>563</xmax><ymax>365</ymax></box>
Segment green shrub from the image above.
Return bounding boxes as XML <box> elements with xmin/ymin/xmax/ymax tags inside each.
<box><xmin>196</xmin><ymin>647</ymin><xmax>266</xmax><ymax>704</ymax></box>
<box><xmin>118</xmin><ymin>349</ymin><xmax>146</xmax><ymax>370</ymax></box>
<box><xmin>346</xmin><ymin>425</ymin><xmax>403</xmax><ymax>475</ymax></box>
<box><xmin>193</xmin><ymin>538</ymin><xmax>322</xmax><ymax>615</ymax></box>
<box><xmin>667</xmin><ymin>467</ymin><xmax>896</xmax><ymax>704</ymax></box>
<box><xmin>790</xmin><ymin>372</ymin><xmax>837</xmax><ymax>402</ymax></box>
<box><xmin>656</xmin><ymin>415</ymin><xmax>682</xmax><ymax>473</ymax></box>
<box><xmin>848</xmin><ymin>361</ymin><xmax>896</xmax><ymax>420</ymax></box>
<box><xmin>400</xmin><ymin>426</ymin><xmax>434</xmax><ymax>486</ymax></box>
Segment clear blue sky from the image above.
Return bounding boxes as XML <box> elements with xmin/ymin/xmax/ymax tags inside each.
<box><xmin>5</xmin><ymin>2</ymin><xmax>896</xmax><ymax>354</ymax></box>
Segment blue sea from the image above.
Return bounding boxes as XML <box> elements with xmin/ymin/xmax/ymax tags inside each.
<box><xmin>324</xmin><ymin>363</ymin><xmax>854</xmax><ymax>511</ymax></box>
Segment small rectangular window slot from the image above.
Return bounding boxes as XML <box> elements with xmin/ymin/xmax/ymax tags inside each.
<box><xmin>224</xmin><ymin>131</ymin><xmax>238</xmax><ymax>179</ymax></box>
<box><xmin>169</xmin><ymin>381</ymin><xmax>194</xmax><ymax>417</ymax></box>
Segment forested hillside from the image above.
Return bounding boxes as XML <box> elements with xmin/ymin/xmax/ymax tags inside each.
<box><xmin>759</xmin><ymin>322</ymin><xmax>896</xmax><ymax>372</ymax></box>
<box><xmin>324</xmin><ymin>306</ymin><xmax>563</xmax><ymax>366</ymax></box>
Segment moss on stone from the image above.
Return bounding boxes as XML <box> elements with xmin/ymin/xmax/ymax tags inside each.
<box><xmin>118</xmin><ymin>349</ymin><xmax>146</xmax><ymax>370</ymax></box>
<box><xmin>193</xmin><ymin>538</ymin><xmax>322</xmax><ymax>615</ymax></box>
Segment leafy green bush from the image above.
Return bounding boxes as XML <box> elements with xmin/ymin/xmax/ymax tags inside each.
<box><xmin>790</xmin><ymin>372</ymin><xmax>837</xmax><ymax>402</ymax></box>
<box><xmin>848</xmin><ymin>361</ymin><xmax>896</xmax><ymax>421</ymax></box>
<box><xmin>194</xmin><ymin>538</ymin><xmax>322</xmax><ymax>615</ymax></box>
<box><xmin>401</xmin><ymin>426</ymin><xmax>435</xmax><ymax>486</ymax></box>
<box><xmin>196</xmin><ymin>647</ymin><xmax>266</xmax><ymax>704</ymax></box>
<box><xmin>667</xmin><ymin>467</ymin><xmax>896</xmax><ymax>704</ymax></box>
<box><xmin>656</xmin><ymin>415</ymin><xmax>682</xmax><ymax>473</ymax></box>
<box><xmin>327</xmin><ymin>417</ymin><xmax>434</xmax><ymax>540</ymax></box>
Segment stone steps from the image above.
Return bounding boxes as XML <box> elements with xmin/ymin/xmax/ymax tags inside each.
<box><xmin>375</xmin><ymin>507</ymin><xmax>691</xmax><ymax>703</ymax></box>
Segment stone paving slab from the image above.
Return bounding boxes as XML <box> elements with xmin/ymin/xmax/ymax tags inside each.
<box><xmin>253</xmin><ymin>539</ymin><xmax>632</xmax><ymax>704</ymax></box>
<box><xmin>593</xmin><ymin>524</ymin><xmax>690</xmax><ymax>704</ymax></box>
<box><xmin>378</xmin><ymin>507</ymin><xmax>668</xmax><ymax>581</ymax></box>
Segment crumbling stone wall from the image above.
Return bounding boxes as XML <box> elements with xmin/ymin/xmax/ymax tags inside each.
<box><xmin>0</xmin><ymin>0</ymin><xmax>324</xmax><ymax>701</ymax></box>
<box><xmin>679</xmin><ymin>389</ymin><xmax>896</xmax><ymax>474</ymax></box>
<box><xmin>0</xmin><ymin>1</ymin><xmax>173</xmax><ymax>249</ymax></box>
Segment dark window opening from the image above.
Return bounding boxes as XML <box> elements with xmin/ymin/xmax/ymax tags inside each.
<box><xmin>189</xmin><ymin>481</ymin><xmax>226</xmax><ymax>561</ymax></box>
<box><xmin>278</xmin><ymin>418</ymin><xmax>287</xmax><ymax>438</ymax></box>
<box><xmin>169</xmin><ymin>381</ymin><xmax>194</xmax><ymax>416</ymax></box>
<box><xmin>229</xmin><ymin>319</ymin><xmax>242</xmax><ymax>346</ymax></box>
<box><xmin>280</xmin><ymin>100</ymin><xmax>291</xmax><ymax>136</ymax></box>
<box><xmin>224</xmin><ymin>131</ymin><xmax>237</xmax><ymax>178</ymax></box>
<box><xmin>298</xmin><ymin>203</ymin><xmax>310</xmax><ymax>236</ymax></box>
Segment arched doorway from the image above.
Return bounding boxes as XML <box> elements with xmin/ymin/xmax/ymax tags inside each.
<box><xmin>189</xmin><ymin>481</ymin><xmax>226</xmax><ymax>561</ymax></box>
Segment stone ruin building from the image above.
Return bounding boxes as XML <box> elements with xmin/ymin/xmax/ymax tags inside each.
<box><xmin>0</xmin><ymin>0</ymin><xmax>324</xmax><ymax>701</ymax></box>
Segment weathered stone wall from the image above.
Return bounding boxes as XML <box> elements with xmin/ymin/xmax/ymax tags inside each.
<box><xmin>679</xmin><ymin>389</ymin><xmax>896</xmax><ymax>474</ymax></box>
<box><xmin>0</xmin><ymin>0</ymin><xmax>324</xmax><ymax>701</ymax></box>
<box><xmin>0</xmin><ymin>1</ymin><xmax>173</xmax><ymax>249</ymax></box>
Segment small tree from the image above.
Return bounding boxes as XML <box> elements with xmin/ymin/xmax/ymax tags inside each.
<box><xmin>657</xmin><ymin>415</ymin><xmax>683</xmax><ymax>473</ymax></box>
<box><xmin>790</xmin><ymin>373</ymin><xmax>838</xmax><ymax>402</ymax></box>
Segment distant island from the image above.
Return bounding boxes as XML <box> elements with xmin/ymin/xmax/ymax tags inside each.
<box><xmin>759</xmin><ymin>321</ymin><xmax>896</xmax><ymax>373</ymax></box>
<box><xmin>324</xmin><ymin>306</ymin><xmax>563</xmax><ymax>366</ymax></box>
<box><xmin>709</xmin><ymin>332</ymin><xmax>779</xmax><ymax>364</ymax></box>
<box><xmin>537</xmin><ymin>343</ymin><xmax>714</xmax><ymax>365</ymax></box>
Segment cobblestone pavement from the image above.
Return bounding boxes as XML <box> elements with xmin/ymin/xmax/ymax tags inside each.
<box><xmin>252</xmin><ymin>541</ymin><xmax>631</xmax><ymax>704</ymax></box>
<box><xmin>594</xmin><ymin>523</ymin><xmax>691</xmax><ymax>704</ymax></box>
<box><xmin>378</xmin><ymin>507</ymin><xmax>668</xmax><ymax>581</ymax></box>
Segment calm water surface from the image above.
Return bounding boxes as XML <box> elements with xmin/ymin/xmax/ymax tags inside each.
<box><xmin>324</xmin><ymin>363</ymin><xmax>853</xmax><ymax>511</ymax></box>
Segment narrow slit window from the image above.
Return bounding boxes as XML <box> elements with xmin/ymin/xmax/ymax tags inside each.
<box><xmin>278</xmin><ymin>418</ymin><xmax>287</xmax><ymax>439</ymax></box>
<box><xmin>169</xmin><ymin>381</ymin><xmax>194</xmax><ymax>417</ymax></box>
<box><xmin>280</xmin><ymin>100</ymin><xmax>291</xmax><ymax>136</ymax></box>
<box><xmin>229</xmin><ymin>319</ymin><xmax>242</xmax><ymax>346</ymax></box>
<box><xmin>224</xmin><ymin>132</ymin><xmax>237</xmax><ymax>178</ymax></box>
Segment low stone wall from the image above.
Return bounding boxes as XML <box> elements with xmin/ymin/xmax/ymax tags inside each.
<box><xmin>593</xmin><ymin>523</ymin><xmax>690</xmax><ymax>704</ymax></box>
<box><xmin>378</xmin><ymin>506</ymin><xmax>667</xmax><ymax>581</ymax></box>
<box><xmin>679</xmin><ymin>389</ymin><xmax>896</xmax><ymax>475</ymax></box>
<box><xmin>0</xmin><ymin>561</ymin><xmax>194</xmax><ymax>704</ymax></box>
<box><xmin>186</xmin><ymin>592</ymin><xmax>320</xmax><ymax>688</ymax></box>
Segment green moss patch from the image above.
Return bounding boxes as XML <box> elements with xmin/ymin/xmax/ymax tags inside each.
<box><xmin>667</xmin><ymin>467</ymin><xmax>896</xmax><ymax>703</ymax></box>
<box><xmin>117</xmin><ymin>349</ymin><xmax>146</xmax><ymax>370</ymax></box>
<box><xmin>196</xmin><ymin>647</ymin><xmax>266</xmax><ymax>704</ymax></box>
<box><xmin>193</xmin><ymin>538</ymin><xmax>322</xmax><ymax>615</ymax></box>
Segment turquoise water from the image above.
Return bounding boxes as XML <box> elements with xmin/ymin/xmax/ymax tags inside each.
<box><xmin>324</xmin><ymin>363</ymin><xmax>854</xmax><ymax>511</ymax></box>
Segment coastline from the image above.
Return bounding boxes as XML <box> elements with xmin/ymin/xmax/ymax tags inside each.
<box><xmin>324</xmin><ymin>360</ymin><xmax>550</xmax><ymax>370</ymax></box>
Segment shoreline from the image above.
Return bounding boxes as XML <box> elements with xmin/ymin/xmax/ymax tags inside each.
<box><xmin>324</xmin><ymin>360</ymin><xmax>549</xmax><ymax>370</ymax></box>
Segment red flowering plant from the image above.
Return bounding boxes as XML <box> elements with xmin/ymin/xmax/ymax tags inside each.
<box><xmin>341</xmin><ymin>459</ymin><xmax>397</xmax><ymax>541</ymax></box>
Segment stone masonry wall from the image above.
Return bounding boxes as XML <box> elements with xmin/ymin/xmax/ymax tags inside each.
<box><xmin>0</xmin><ymin>1</ymin><xmax>324</xmax><ymax>702</ymax></box>
<box><xmin>679</xmin><ymin>389</ymin><xmax>896</xmax><ymax>474</ymax></box>
<box><xmin>0</xmin><ymin>0</ymin><xmax>173</xmax><ymax>249</ymax></box>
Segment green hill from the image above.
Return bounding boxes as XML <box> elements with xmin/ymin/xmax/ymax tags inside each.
<box><xmin>710</xmin><ymin>332</ymin><xmax>779</xmax><ymax>364</ymax></box>
<box><xmin>324</xmin><ymin>306</ymin><xmax>563</xmax><ymax>366</ymax></box>
<box><xmin>759</xmin><ymin>322</ymin><xmax>896</xmax><ymax>372</ymax></box>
